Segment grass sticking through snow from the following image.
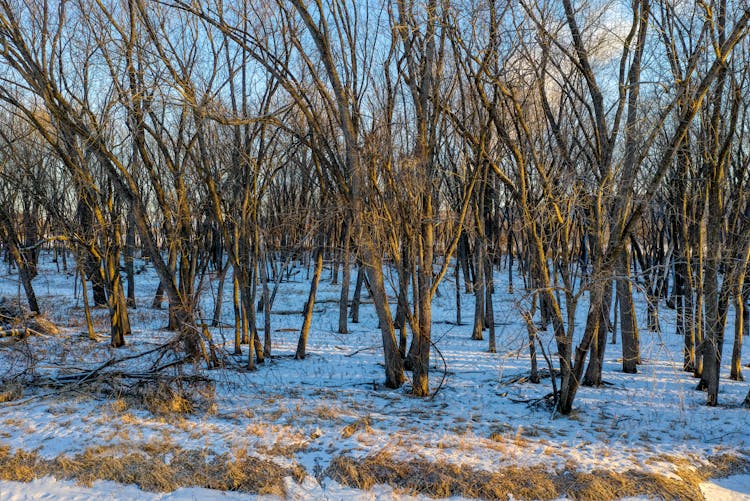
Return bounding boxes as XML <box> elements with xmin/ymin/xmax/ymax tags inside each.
<box><xmin>326</xmin><ymin>451</ymin><xmax>750</xmax><ymax>500</ymax></box>
<box><xmin>0</xmin><ymin>443</ymin><xmax>305</xmax><ymax>496</ymax></box>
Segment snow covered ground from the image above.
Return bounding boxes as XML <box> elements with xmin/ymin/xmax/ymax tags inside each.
<box><xmin>1</xmin><ymin>253</ymin><xmax>749</xmax><ymax>500</ymax></box>
<box><xmin>4</xmin><ymin>475</ymin><xmax>748</xmax><ymax>501</ymax></box>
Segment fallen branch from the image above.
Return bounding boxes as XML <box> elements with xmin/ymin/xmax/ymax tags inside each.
<box><xmin>499</xmin><ymin>367</ymin><xmax>561</xmax><ymax>386</ymax></box>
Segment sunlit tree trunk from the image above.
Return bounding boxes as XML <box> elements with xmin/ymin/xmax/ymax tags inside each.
<box><xmin>296</xmin><ymin>246</ymin><xmax>323</xmax><ymax>360</ymax></box>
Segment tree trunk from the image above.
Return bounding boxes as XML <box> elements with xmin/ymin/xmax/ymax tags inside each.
<box><xmin>618</xmin><ymin>249</ymin><xmax>639</xmax><ymax>373</ymax></box>
<box><xmin>675</xmin><ymin>244</ymin><xmax>695</xmax><ymax>372</ymax></box>
<box><xmin>458</xmin><ymin>231</ymin><xmax>473</xmax><ymax>293</ymax></box>
<box><xmin>558</xmin><ymin>282</ymin><xmax>603</xmax><ymax>415</ymax></box>
<box><xmin>395</xmin><ymin>244</ymin><xmax>412</xmax><ymax>360</ymax></box>
<box><xmin>338</xmin><ymin>224</ymin><xmax>351</xmax><ymax>334</ymax></box>
<box><xmin>125</xmin><ymin>211</ymin><xmax>137</xmax><ymax>308</ymax></box>
<box><xmin>471</xmin><ymin>238</ymin><xmax>485</xmax><ymax>341</ymax></box>
<box><xmin>523</xmin><ymin>307</ymin><xmax>540</xmax><ymax>384</ymax></box>
<box><xmin>486</xmin><ymin>257</ymin><xmax>496</xmax><ymax>353</ymax></box>
<box><xmin>61</xmin><ymin>242</ymin><xmax>68</xmax><ymax>272</ymax></box>
<box><xmin>296</xmin><ymin>247</ymin><xmax>323</xmax><ymax>360</ymax></box>
<box><xmin>5</xmin><ymin>238</ymin><xmax>40</xmax><ymax>314</ymax></box>
<box><xmin>507</xmin><ymin>227</ymin><xmax>515</xmax><ymax>293</ymax></box>
<box><xmin>729</xmin><ymin>289</ymin><xmax>744</xmax><ymax>381</ymax></box>
<box><xmin>153</xmin><ymin>244</ymin><xmax>176</xmax><ymax>310</ymax></box>
<box><xmin>152</xmin><ymin>280</ymin><xmax>165</xmax><ymax>309</ymax></box>
<box><xmin>260</xmin><ymin>251</ymin><xmax>272</xmax><ymax>358</ymax></box>
<box><xmin>364</xmin><ymin>258</ymin><xmax>406</xmax><ymax>389</ymax></box>
<box><xmin>410</xmin><ymin>184</ymin><xmax>436</xmax><ymax>397</ymax></box>
<box><xmin>454</xmin><ymin>258</ymin><xmax>462</xmax><ymax>325</ymax></box>
<box><xmin>105</xmin><ymin>245</ymin><xmax>131</xmax><ymax>348</ymax></box>
<box><xmin>703</xmin><ymin>187</ymin><xmax>722</xmax><ymax>405</ymax></box>
<box><xmin>242</xmin><ymin>284</ymin><xmax>256</xmax><ymax>371</ymax></box>
<box><xmin>0</xmin><ymin>205</ymin><xmax>40</xmax><ymax>314</ymax></box>
<box><xmin>694</xmin><ymin>230</ymin><xmax>705</xmax><ymax>379</ymax></box>
<box><xmin>85</xmin><ymin>254</ymin><xmax>108</xmax><ymax>307</ymax></box>
<box><xmin>21</xmin><ymin>200</ymin><xmax>38</xmax><ymax>279</ymax></box>
<box><xmin>212</xmin><ymin>262</ymin><xmax>229</xmax><ymax>327</ymax></box>
<box><xmin>584</xmin><ymin>281</ymin><xmax>613</xmax><ymax>386</ymax></box>
<box><xmin>350</xmin><ymin>263</ymin><xmax>364</xmax><ymax>323</ymax></box>
<box><xmin>79</xmin><ymin>263</ymin><xmax>96</xmax><ymax>340</ymax></box>
<box><xmin>233</xmin><ymin>269</ymin><xmax>242</xmax><ymax>355</ymax></box>
<box><xmin>249</xmin><ymin>255</ymin><xmax>263</xmax><ymax>364</ymax></box>
<box><xmin>411</xmin><ymin>263</ymin><xmax>433</xmax><ymax>396</ymax></box>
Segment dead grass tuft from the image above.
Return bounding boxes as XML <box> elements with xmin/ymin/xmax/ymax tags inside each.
<box><xmin>312</xmin><ymin>404</ymin><xmax>343</xmax><ymax>421</ymax></box>
<box><xmin>558</xmin><ymin>468</ymin><xmax>703</xmax><ymax>501</ymax></box>
<box><xmin>341</xmin><ymin>416</ymin><xmax>373</xmax><ymax>439</ymax></box>
<box><xmin>52</xmin><ymin>449</ymin><xmax>178</xmax><ymax>492</ymax></box>
<box><xmin>257</xmin><ymin>440</ymin><xmax>310</xmax><ymax>458</ymax></box>
<box><xmin>116</xmin><ymin>377</ymin><xmax>216</xmax><ymax>417</ymax></box>
<box><xmin>327</xmin><ymin>453</ymin><xmax>557</xmax><ymax>500</ymax></box>
<box><xmin>108</xmin><ymin>398</ymin><xmax>128</xmax><ymax>414</ymax></box>
<box><xmin>0</xmin><ymin>445</ymin><xmax>42</xmax><ymax>482</ymax></box>
<box><xmin>0</xmin><ymin>382</ymin><xmax>23</xmax><ymax>403</ymax></box>
<box><xmin>703</xmin><ymin>452</ymin><xmax>750</xmax><ymax>478</ymax></box>
<box><xmin>327</xmin><ymin>453</ymin><xmax>716</xmax><ymax>500</ymax></box>
<box><xmin>141</xmin><ymin>382</ymin><xmax>194</xmax><ymax>415</ymax></box>
<box><xmin>0</xmin><ymin>443</ymin><xmax>304</xmax><ymax>496</ymax></box>
<box><xmin>26</xmin><ymin>315</ymin><xmax>60</xmax><ymax>336</ymax></box>
<box><xmin>220</xmin><ymin>448</ymin><xmax>306</xmax><ymax>494</ymax></box>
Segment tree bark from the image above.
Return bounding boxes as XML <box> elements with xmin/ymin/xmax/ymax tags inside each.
<box><xmin>350</xmin><ymin>263</ymin><xmax>364</xmax><ymax>324</ymax></box>
<box><xmin>486</xmin><ymin>257</ymin><xmax>496</xmax><ymax>353</ymax></box>
<box><xmin>232</xmin><ymin>269</ymin><xmax>242</xmax><ymax>355</ymax></box>
<box><xmin>260</xmin><ymin>251</ymin><xmax>272</xmax><ymax>358</ymax></box>
<box><xmin>471</xmin><ymin>236</ymin><xmax>485</xmax><ymax>341</ymax></box>
<box><xmin>618</xmin><ymin>249</ymin><xmax>639</xmax><ymax>373</ymax></box>
<box><xmin>0</xmin><ymin>224</ymin><xmax>40</xmax><ymax>314</ymax></box>
<box><xmin>296</xmin><ymin>246</ymin><xmax>323</xmax><ymax>360</ymax></box>
<box><xmin>79</xmin><ymin>262</ymin><xmax>96</xmax><ymax>340</ymax></box>
<box><xmin>364</xmin><ymin>258</ymin><xmax>406</xmax><ymax>389</ymax></box>
<box><xmin>125</xmin><ymin>211</ymin><xmax>137</xmax><ymax>308</ymax></box>
<box><xmin>729</xmin><ymin>289</ymin><xmax>745</xmax><ymax>381</ymax></box>
<box><xmin>583</xmin><ymin>280</ymin><xmax>613</xmax><ymax>386</ymax></box>
<box><xmin>105</xmin><ymin>243</ymin><xmax>131</xmax><ymax>348</ymax></box>
<box><xmin>338</xmin><ymin>223</ymin><xmax>351</xmax><ymax>334</ymax></box>
<box><xmin>211</xmin><ymin>262</ymin><xmax>229</xmax><ymax>327</ymax></box>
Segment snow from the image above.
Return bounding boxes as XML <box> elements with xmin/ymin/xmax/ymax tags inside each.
<box><xmin>1</xmin><ymin>476</ymin><xmax>453</xmax><ymax>500</ymax></box>
<box><xmin>700</xmin><ymin>475</ymin><xmax>750</xmax><ymax>500</ymax></box>
<box><xmin>1</xmin><ymin>254</ymin><xmax>750</xmax><ymax>500</ymax></box>
<box><xmin>2</xmin><ymin>476</ymin><xmax>750</xmax><ymax>501</ymax></box>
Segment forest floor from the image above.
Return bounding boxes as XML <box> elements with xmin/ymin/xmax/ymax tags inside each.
<box><xmin>1</xmin><ymin>254</ymin><xmax>750</xmax><ymax>500</ymax></box>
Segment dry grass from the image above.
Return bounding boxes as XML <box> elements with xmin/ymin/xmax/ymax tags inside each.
<box><xmin>257</xmin><ymin>439</ymin><xmax>310</xmax><ymax>458</ymax></box>
<box><xmin>341</xmin><ymin>416</ymin><xmax>373</xmax><ymax>439</ymax></box>
<box><xmin>312</xmin><ymin>403</ymin><xmax>345</xmax><ymax>421</ymax></box>
<box><xmin>4</xmin><ymin>442</ymin><xmax>741</xmax><ymax>499</ymax></box>
<box><xmin>0</xmin><ymin>445</ymin><xmax>40</xmax><ymax>482</ymax></box>
<box><xmin>107</xmin><ymin>377</ymin><xmax>217</xmax><ymax>417</ymax></box>
<box><xmin>0</xmin><ymin>382</ymin><xmax>23</xmax><ymax>403</ymax></box>
<box><xmin>558</xmin><ymin>468</ymin><xmax>703</xmax><ymax>501</ymax></box>
<box><xmin>703</xmin><ymin>451</ymin><xmax>750</xmax><ymax>478</ymax></box>
<box><xmin>0</xmin><ymin>443</ymin><xmax>305</xmax><ymax>496</ymax></box>
<box><xmin>327</xmin><ymin>453</ymin><xmax>558</xmax><ymax>499</ymax></box>
<box><xmin>26</xmin><ymin>315</ymin><xmax>60</xmax><ymax>336</ymax></box>
<box><xmin>326</xmin><ymin>451</ymin><xmax>750</xmax><ymax>500</ymax></box>
<box><xmin>140</xmin><ymin>382</ymin><xmax>195</xmax><ymax>415</ymax></box>
<box><xmin>252</xmin><ymin>426</ymin><xmax>310</xmax><ymax>457</ymax></box>
<box><xmin>0</xmin><ymin>298</ymin><xmax>60</xmax><ymax>336</ymax></box>
<box><xmin>108</xmin><ymin>398</ymin><xmax>128</xmax><ymax>414</ymax></box>
<box><xmin>647</xmin><ymin>451</ymin><xmax>750</xmax><ymax>487</ymax></box>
